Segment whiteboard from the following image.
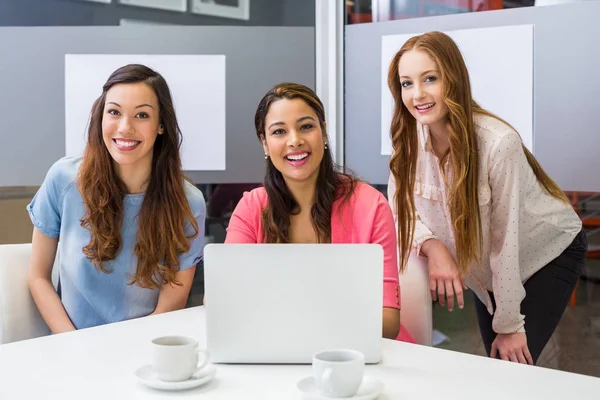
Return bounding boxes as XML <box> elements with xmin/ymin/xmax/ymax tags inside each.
<box><xmin>381</xmin><ymin>25</ymin><xmax>534</xmax><ymax>155</ymax></box>
<box><xmin>65</xmin><ymin>54</ymin><xmax>226</xmax><ymax>171</ymax></box>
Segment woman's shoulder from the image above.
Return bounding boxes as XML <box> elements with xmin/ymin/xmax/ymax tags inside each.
<box><xmin>238</xmin><ymin>186</ymin><xmax>268</xmax><ymax>210</ymax></box>
<box><xmin>44</xmin><ymin>156</ymin><xmax>81</xmax><ymax>192</ymax></box>
<box><xmin>348</xmin><ymin>181</ymin><xmax>387</xmax><ymax>205</ymax></box>
<box><xmin>473</xmin><ymin>113</ymin><xmax>523</xmax><ymax>157</ymax></box>
<box><xmin>183</xmin><ymin>180</ymin><xmax>207</xmax><ymax>216</ymax></box>
<box><xmin>229</xmin><ymin>186</ymin><xmax>267</xmax><ymax>230</ymax></box>
<box><xmin>335</xmin><ymin>180</ymin><xmax>388</xmax><ymax>218</ymax></box>
<box><xmin>474</xmin><ymin>113</ymin><xmax>518</xmax><ymax>138</ymax></box>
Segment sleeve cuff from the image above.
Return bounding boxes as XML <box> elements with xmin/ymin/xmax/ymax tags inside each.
<box><xmin>414</xmin><ymin>234</ymin><xmax>437</xmax><ymax>257</ymax></box>
<box><xmin>27</xmin><ymin>207</ymin><xmax>60</xmax><ymax>238</ymax></box>
<box><xmin>493</xmin><ymin>320</ymin><xmax>526</xmax><ymax>334</ymax></box>
<box><xmin>383</xmin><ymin>280</ymin><xmax>401</xmax><ymax>310</ymax></box>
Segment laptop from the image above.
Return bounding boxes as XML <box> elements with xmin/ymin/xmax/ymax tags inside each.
<box><xmin>203</xmin><ymin>243</ymin><xmax>384</xmax><ymax>364</ymax></box>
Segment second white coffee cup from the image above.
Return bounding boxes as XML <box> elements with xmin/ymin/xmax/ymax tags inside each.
<box><xmin>312</xmin><ymin>349</ymin><xmax>365</xmax><ymax>398</ymax></box>
<box><xmin>151</xmin><ymin>336</ymin><xmax>210</xmax><ymax>382</ymax></box>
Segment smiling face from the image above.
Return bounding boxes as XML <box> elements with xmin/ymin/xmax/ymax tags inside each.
<box><xmin>397</xmin><ymin>49</ymin><xmax>449</xmax><ymax>132</ymax></box>
<box><xmin>261</xmin><ymin>98</ymin><xmax>327</xmax><ymax>185</ymax></box>
<box><xmin>101</xmin><ymin>82</ymin><xmax>163</xmax><ymax>172</ymax></box>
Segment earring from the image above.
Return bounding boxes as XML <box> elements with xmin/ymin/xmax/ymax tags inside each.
<box><xmin>264</xmin><ymin>153</ymin><xmax>269</xmax><ymax>159</ymax></box>
<box><xmin>324</xmin><ymin>142</ymin><xmax>328</xmax><ymax>149</ymax></box>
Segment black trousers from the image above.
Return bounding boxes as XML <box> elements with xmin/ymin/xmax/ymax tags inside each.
<box><xmin>473</xmin><ymin>229</ymin><xmax>587</xmax><ymax>364</ymax></box>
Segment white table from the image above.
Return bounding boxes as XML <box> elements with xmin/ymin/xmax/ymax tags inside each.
<box><xmin>0</xmin><ymin>307</ymin><xmax>597</xmax><ymax>399</ymax></box>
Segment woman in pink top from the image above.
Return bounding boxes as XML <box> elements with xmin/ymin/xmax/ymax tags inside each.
<box><xmin>225</xmin><ymin>82</ymin><xmax>414</xmax><ymax>343</ymax></box>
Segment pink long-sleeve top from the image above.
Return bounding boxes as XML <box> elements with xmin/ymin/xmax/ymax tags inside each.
<box><xmin>224</xmin><ymin>181</ymin><xmax>415</xmax><ymax>343</ymax></box>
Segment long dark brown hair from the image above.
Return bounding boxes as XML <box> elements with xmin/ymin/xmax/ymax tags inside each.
<box><xmin>388</xmin><ymin>32</ymin><xmax>568</xmax><ymax>274</ymax></box>
<box><xmin>78</xmin><ymin>64</ymin><xmax>199</xmax><ymax>289</ymax></box>
<box><xmin>254</xmin><ymin>83</ymin><xmax>356</xmax><ymax>243</ymax></box>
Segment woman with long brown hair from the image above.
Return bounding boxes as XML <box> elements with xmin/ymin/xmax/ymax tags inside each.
<box><xmin>27</xmin><ymin>64</ymin><xmax>205</xmax><ymax>332</ymax></box>
<box><xmin>387</xmin><ymin>31</ymin><xmax>586</xmax><ymax>364</ymax></box>
<box><xmin>225</xmin><ymin>82</ymin><xmax>414</xmax><ymax>342</ymax></box>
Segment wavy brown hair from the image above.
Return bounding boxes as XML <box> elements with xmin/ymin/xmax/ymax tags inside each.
<box><xmin>78</xmin><ymin>64</ymin><xmax>199</xmax><ymax>289</ymax></box>
<box><xmin>254</xmin><ymin>83</ymin><xmax>356</xmax><ymax>243</ymax></box>
<box><xmin>388</xmin><ymin>31</ymin><xmax>569</xmax><ymax>274</ymax></box>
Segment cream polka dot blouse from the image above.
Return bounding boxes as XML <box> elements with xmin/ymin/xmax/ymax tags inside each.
<box><xmin>388</xmin><ymin>113</ymin><xmax>582</xmax><ymax>334</ymax></box>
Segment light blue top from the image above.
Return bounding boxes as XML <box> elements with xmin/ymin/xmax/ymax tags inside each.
<box><xmin>27</xmin><ymin>157</ymin><xmax>206</xmax><ymax>330</ymax></box>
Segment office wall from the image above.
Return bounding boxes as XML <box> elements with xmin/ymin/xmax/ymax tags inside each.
<box><xmin>345</xmin><ymin>2</ymin><xmax>600</xmax><ymax>191</ymax></box>
<box><xmin>0</xmin><ymin>26</ymin><xmax>315</xmax><ymax>186</ymax></box>
<box><xmin>282</xmin><ymin>0</ymin><xmax>316</xmax><ymax>26</ymax></box>
<box><xmin>0</xmin><ymin>0</ymin><xmax>315</xmax><ymax>27</ymax></box>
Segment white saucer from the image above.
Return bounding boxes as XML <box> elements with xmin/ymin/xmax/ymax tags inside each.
<box><xmin>135</xmin><ymin>364</ymin><xmax>216</xmax><ymax>391</ymax></box>
<box><xmin>296</xmin><ymin>376</ymin><xmax>384</xmax><ymax>400</ymax></box>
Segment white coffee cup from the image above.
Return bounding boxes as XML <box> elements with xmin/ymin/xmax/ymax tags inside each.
<box><xmin>312</xmin><ymin>349</ymin><xmax>365</xmax><ymax>398</ymax></box>
<box><xmin>151</xmin><ymin>336</ymin><xmax>210</xmax><ymax>382</ymax></box>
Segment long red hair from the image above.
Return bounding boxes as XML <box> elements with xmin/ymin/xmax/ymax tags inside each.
<box><xmin>388</xmin><ymin>32</ymin><xmax>568</xmax><ymax>274</ymax></box>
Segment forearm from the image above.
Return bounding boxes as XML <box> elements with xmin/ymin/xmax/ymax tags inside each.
<box><xmin>151</xmin><ymin>268</ymin><xmax>195</xmax><ymax>315</ymax></box>
<box><xmin>151</xmin><ymin>290</ymin><xmax>189</xmax><ymax>315</ymax></box>
<box><xmin>151</xmin><ymin>299</ymin><xmax>188</xmax><ymax>315</ymax></box>
<box><xmin>28</xmin><ymin>277</ymin><xmax>75</xmax><ymax>334</ymax></box>
<box><xmin>382</xmin><ymin>307</ymin><xmax>401</xmax><ymax>339</ymax></box>
<box><xmin>490</xmin><ymin>237</ymin><xmax>526</xmax><ymax>333</ymax></box>
<box><xmin>491</xmin><ymin>272</ymin><xmax>526</xmax><ymax>334</ymax></box>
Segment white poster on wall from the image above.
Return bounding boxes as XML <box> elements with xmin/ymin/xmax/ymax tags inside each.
<box><xmin>65</xmin><ymin>54</ymin><xmax>226</xmax><ymax>171</ymax></box>
<box><xmin>381</xmin><ymin>25</ymin><xmax>534</xmax><ymax>155</ymax></box>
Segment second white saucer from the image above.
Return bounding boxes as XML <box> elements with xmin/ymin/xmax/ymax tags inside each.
<box><xmin>296</xmin><ymin>376</ymin><xmax>384</xmax><ymax>400</ymax></box>
<box><xmin>135</xmin><ymin>363</ymin><xmax>216</xmax><ymax>391</ymax></box>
